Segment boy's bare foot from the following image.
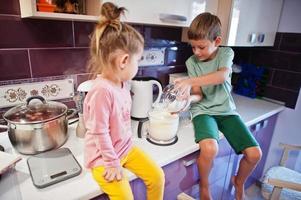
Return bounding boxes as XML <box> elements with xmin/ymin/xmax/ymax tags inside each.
<box><xmin>200</xmin><ymin>186</ymin><xmax>212</xmax><ymax>200</ymax></box>
<box><xmin>231</xmin><ymin>176</ymin><xmax>245</xmax><ymax>200</ymax></box>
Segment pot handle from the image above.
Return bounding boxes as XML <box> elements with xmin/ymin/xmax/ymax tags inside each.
<box><xmin>66</xmin><ymin>109</ymin><xmax>78</xmax><ymax>120</ymax></box>
<box><xmin>67</xmin><ymin>109</ymin><xmax>79</xmax><ymax>125</ymax></box>
<box><xmin>26</xmin><ymin>96</ymin><xmax>46</xmax><ymax>105</ymax></box>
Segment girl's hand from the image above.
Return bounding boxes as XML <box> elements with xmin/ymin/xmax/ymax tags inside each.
<box><xmin>103</xmin><ymin>166</ymin><xmax>123</xmax><ymax>182</ymax></box>
<box><xmin>174</xmin><ymin>78</ymin><xmax>192</xmax><ymax>100</ymax></box>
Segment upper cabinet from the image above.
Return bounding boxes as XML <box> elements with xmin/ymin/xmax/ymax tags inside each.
<box><xmin>219</xmin><ymin>0</ymin><xmax>284</xmax><ymax>46</ymax></box>
<box><xmin>183</xmin><ymin>0</ymin><xmax>284</xmax><ymax>46</ymax></box>
<box><xmin>102</xmin><ymin>0</ymin><xmax>217</xmax><ymax>27</ymax></box>
<box><xmin>20</xmin><ymin>0</ymin><xmax>283</xmax><ymax>46</ymax></box>
<box><xmin>19</xmin><ymin>0</ymin><xmax>101</xmax><ymax>22</ymax></box>
<box><xmin>19</xmin><ymin>0</ymin><xmax>217</xmax><ymax>26</ymax></box>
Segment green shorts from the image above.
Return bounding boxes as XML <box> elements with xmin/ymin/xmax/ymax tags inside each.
<box><xmin>192</xmin><ymin>114</ymin><xmax>259</xmax><ymax>154</ymax></box>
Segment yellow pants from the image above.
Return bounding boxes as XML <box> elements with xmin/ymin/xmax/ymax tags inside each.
<box><xmin>91</xmin><ymin>146</ymin><xmax>165</xmax><ymax>200</ymax></box>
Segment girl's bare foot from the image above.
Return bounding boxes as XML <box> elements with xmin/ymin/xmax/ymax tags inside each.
<box><xmin>200</xmin><ymin>186</ymin><xmax>212</xmax><ymax>200</ymax></box>
<box><xmin>231</xmin><ymin>176</ymin><xmax>245</xmax><ymax>200</ymax></box>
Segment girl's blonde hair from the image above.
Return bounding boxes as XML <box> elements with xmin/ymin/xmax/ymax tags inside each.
<box><xmin>87</xmin><ymin>2</ymin><xmax>144</xmax><ymax>77</ymax></box>
<box><xmin>188</xmin><ymin>12</ymin><xmax>221</xmax><ymax>42</ymax></box>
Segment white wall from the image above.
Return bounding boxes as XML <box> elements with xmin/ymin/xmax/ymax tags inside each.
<box><xmin>278</xmin><ymin>0</ymin><xmax>301</xmax><ymax>33</ymax></box>
<box><xmin>263</xmin><ymin>88</ymin><xmax>301</xmax><ymax>172</ymax></box>
<box><xmin>263</xmin><ymin>0</ymin><xmax>301</xmax><ymax>174</ymax></box>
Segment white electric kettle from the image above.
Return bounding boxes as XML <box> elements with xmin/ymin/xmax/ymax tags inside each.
<box><xmin>131</xmin><ymin>77</ymin><xmax>162</xmax><ymax>119</ymax></box>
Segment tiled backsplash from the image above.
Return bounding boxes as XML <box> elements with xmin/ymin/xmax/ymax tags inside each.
<box><xmin>0</xmin><ymin>0</ymin><xmax>188</xmax><ymax>120</ymax></box>
<box><xmin>0</xmin><ymin>0</ymin><xmax>300</xmax><ymax>112</ymax></box>
<box><xmin>0</xmin><ymin>79</ymin><xmax>74</xmax><ymax>108</ymax></box>
<box><xmin>233</xmin><ymin>32</ymin><xmax>301</xmax><ymax>108</ymax></box>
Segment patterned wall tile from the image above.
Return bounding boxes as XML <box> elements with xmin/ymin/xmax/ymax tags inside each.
<box><xmin>30</xmin><ymin>48</ymin><xmax>89</xmax><ymax>77</ymax></box>
<box><xmin>0</xmin><ymin>79</ymin><xmax>74</xmax><ymax>108</ymax></box>
<box><xmin>0</xmin><ymin>16</ymin><xmax>73</xmax><ymax>49</ymax></box>
<box><xmin>0</xmin><ymin>50</ymin><xmax>31</xmax><ymax>81</ymax></box>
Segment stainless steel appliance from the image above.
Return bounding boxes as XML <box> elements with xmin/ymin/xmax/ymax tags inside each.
<box><xmin>2</xmin><ymin>96</ymin><xmax>77</xmax><ymax>155</ymax></box>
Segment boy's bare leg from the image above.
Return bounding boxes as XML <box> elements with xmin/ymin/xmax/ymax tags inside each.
<box><xmin>197</xmin><ymin>139</ymin><xmax>218</xmax><ymax>200</ymax></box>
<box><xmin>232</xmin><ymin>146</ymin><xmax>262</xmax><ymax>200</ymax></box>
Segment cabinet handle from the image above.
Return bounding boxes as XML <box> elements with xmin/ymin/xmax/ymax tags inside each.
<box><xmin>159</xmin><ymin>14</ymin><xmax>187</xmax><ymax>23</ymax></box>
<box><xmin>248</xmin><ymin>33</ymin><xmax>257</xmax><ymax>44</ymax></box>
<box><xmin>182</xmin><ymin>158</ymin><xmax>196</xmax><ymax>167</ymax></box>
<box><xmin>257</xmin><ymin>33</ymin><xmax>265</xmax><ymax>43</ymax></box>
<box><xmin>262</xmin><ymin>120</ymin><xmax>268</xmax><ymax>128</ymax></box>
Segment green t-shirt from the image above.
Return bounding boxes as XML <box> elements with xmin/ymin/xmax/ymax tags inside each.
<box><xmin>186</xmin><ymin>47</ymin><xmax>238</xmax><ymax>118</ymax></box>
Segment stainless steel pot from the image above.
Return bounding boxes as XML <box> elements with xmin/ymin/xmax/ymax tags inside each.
<box><xmin>3</xmin><ymin>96</ymin><xmax>77</xmax><ymax>155</ymax></box>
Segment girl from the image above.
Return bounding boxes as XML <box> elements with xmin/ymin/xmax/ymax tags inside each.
<box><xmin>83</xmin><ymin>2</ymin><xmax>165</xmax><ymax>200</ymax></box>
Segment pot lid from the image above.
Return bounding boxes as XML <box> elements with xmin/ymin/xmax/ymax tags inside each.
<box><xmin>3</xmin><ymin>96</ymin><xmax>67</xmax><ymax>124</ymax></box>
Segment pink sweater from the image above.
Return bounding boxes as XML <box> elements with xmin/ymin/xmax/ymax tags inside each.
<box><xmin>83</xmin><ymin>78</ymin><xmax>133</xmax><ymax>168</ymax></box>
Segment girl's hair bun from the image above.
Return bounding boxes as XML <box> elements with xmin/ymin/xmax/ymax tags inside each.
<box><xmin>101</xmin><ymin>2</ymin><xmax>126</xmax><ymax>21</ymax></box>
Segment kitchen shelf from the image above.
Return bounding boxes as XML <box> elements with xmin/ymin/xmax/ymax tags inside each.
<box><xmin>19</xmin><ymin>0</ymin><xmax>100</xmax><ymax>22</ymax></box>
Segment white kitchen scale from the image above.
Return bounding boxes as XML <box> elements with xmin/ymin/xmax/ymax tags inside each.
<box><xmin>27</xmin><ymin>148</ymin><xmax>82</xmax><ymax>188</ymax></box>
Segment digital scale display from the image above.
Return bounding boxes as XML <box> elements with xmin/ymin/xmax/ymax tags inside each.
<box><xmin>50</xmin><ymin>171</ymin><xmax>67</xmax><ymax>179</ymax></box>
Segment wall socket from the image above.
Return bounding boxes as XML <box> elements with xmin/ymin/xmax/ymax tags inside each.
<box><xmin>139</xmin><ymin>48</ymin><xmax>165</xmax><ymax>67</ymax></box>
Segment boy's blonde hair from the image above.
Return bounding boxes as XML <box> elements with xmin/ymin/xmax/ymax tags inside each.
<box><xmin>87</xmin><ymin>2</ymin><xmax>144</xmax><ymax>77</ymax></box>
<box><xmin>187</xmin><ymin>12</ymin><xmax>221</xmax><ymax>42</ymax></box>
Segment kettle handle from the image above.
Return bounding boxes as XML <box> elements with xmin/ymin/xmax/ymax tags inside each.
<box><xmin>149</xmin><ymin>80</ymin><xmax>163</xmax><ymax>105</ymax></box>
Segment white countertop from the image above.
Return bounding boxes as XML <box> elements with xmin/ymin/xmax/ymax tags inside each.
<box><xmin>0</xmin><ymin>94</ymin><xmax>285</xmax><ymax>200</ymax></box>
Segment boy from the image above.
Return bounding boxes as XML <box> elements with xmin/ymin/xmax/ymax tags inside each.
<box><xmin>175</xmin><ymin>12</ymin><xmax>262</xmax><ymax>200</ymax></box>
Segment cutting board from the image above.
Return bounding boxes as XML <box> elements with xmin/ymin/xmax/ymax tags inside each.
<box><xmin>0</xmin><ymin>151</ymin><xmax>22</xmax><ymax>174</ymax></box>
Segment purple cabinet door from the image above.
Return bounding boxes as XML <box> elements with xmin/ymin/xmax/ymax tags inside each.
<box><xmin>209</xmin><ymin>138</ymin><xmax>232</xmax><ymax>184</ymax></box>
<box><xmin>245</xmin><ymin>114</ymin><xmax>278</xmax><ymax>188</ymax></box>
<box><xmin>188</xmin><ymin>138</ymin><xmax>233</xmax><ymax>200</ymax></box>
<box><xmin>131</xmin><ymin>178</ymin><xmax>147</xmax><ymax>200</ymax></box>
<box><xmin>222</xmin><ymin>151</ymin><xmax>237</xmax><ymax>200</ymax></box>
<box><xmin>252</xmin><ymin>115</ymin><xmax>278</xmax><ymax>180</ymax></box>
<box><xmin>226</xmin><ymin>115</ymin><xmax>278</xmax><ymax>191</ymax></box>
<box><xmin>163</xmin><ymin>151</ymin><xmax>200</xmax><ymax>200</ymax></box>
<box><xmin>129</xmin><ymin>151</ymin><xmax>199</xmax><ymax>200</ymax></box>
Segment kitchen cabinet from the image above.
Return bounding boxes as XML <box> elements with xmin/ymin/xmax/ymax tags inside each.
<box><xmin>208</xmin><ymin>138</ymin><xmax>233</xmax><ymax>200</ymax></box>
<box><xmin>130</xmin><ymin>129</ymin><xmax>275</xmax><ymax>200</ymax></box>
<box><xmin>163</xmin><ymin>151</ymin><xmax>200</xmax><ymax>199</ymax></box>
<box><xmin>225</xmin><ymin>114</ymin><xmax>279</xmax><ymax>199</ymax></box>
<box><xmin>247</xmin><ymin>114</ymin><xmax>278</xmax><ymax>187</ymax></box>
<box><xmin>19</xmin><ymin>0</ymin><xmax>100</xmax><ymax>22</ymax></box>
<box><xmin>102</xmin><ymin>0</ymin><xmax>218</xmax><ymax>27</ymax></box>
<box><xmin>185</xmin><ymin>114</ymin><xmax>279</xmax><ymax>200</ymax></box>
<box><xmin>109</xmin><ymin>151</ymin><xmax>200</xmax><ymax>200</ymax></box>
<box><xmin>219</xmin><ymin>0</ymin><xmax>284</xmax><ymax>46</ymax></box>
<box><xmin>19</xmin><ymin>0</ymin><xmax>217</xmax><ymax>26</ymax></box>
<box><xmin>182</xmin><ymin>0</ymin><xmax>283</xmax><ymax>46</ymax></box>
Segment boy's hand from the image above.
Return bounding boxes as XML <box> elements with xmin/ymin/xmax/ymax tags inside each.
<box><xmin>174</xmin><ymin>78</ymin><xmax>192</xmax><ymax>100</ymax></box>
<box><xmin>103</xmin><ymin>166</ymin><xmax>123</xmax><ymax>182</ymax></box>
